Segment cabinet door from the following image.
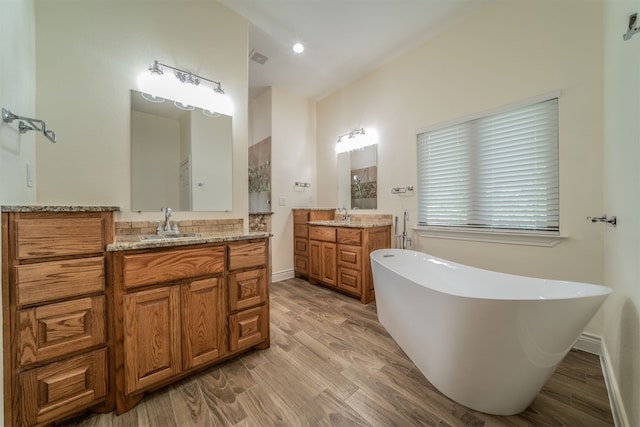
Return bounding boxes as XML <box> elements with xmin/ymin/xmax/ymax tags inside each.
<box><xmin>309</xmin><ymin>240</ymin><xmax>321</xmax><ymax>280</ymax></box>
<box><xmin>320</xmin><ymin>242</ymin><xmax>337</xmax><ymax>286</ymax></box>
<box><xmin>182</xmin><ymin>278</ymin><xmax>224</xmax><ymax>370</ymax></box>
<box><xmin>123</xmin><ymin>286</ymin><xmax>181</xmax><ymax>394</ymax></box>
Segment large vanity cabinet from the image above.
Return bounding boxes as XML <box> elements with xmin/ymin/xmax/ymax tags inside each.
<box><xmin>2</xmin><ymin>207</ymin><xmax>117</xmax><ymax>427</ymax></box>
<box><xmin>308</xmin><ymin>224</ymin><xmax>391</xmax><ymax>304</ymax></box>
<box><xmin>292</xmin><ymin>208</ymin><xmax>335</xmax><ymax>279</ymax></box>
<box><xmin>110</xmin><ymin>238</ymin><xmax>270</xmax><ymax>414</ymax></box>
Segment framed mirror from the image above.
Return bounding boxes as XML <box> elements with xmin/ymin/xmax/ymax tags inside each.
<box><xmin>130</xmin><ymin>90</ymin><xmax>233</xmax><ymax>212</ymax></box>
<box><xmin>337</xmin><ymin>145</ymin><xmax>377</xmax><ymax>209</ymax></box>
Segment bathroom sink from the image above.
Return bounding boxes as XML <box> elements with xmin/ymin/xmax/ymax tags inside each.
<box><xmin>140</xmin><ymin>233</ymin><xmax>198</xmax><ymax>241</ymax></box>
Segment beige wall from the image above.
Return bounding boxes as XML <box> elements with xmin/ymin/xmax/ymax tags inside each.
<box><xmin>317</xmin><ymin>1</ymin><xmax>604</xmax><ymax>288</ymax></box>
<box><xmin>270</xmin><ymin>87</ymin><xmax>318</xmax><ymax>278</ymax></box>
<box><xmin>603</xmin><ymin>1</ymin><xmax>640</xmax><ymax>425</ymax></box>
<box><xmin>34</xmin><ymin>0</ymin><xmax>249</xmax><ymax>226</ymax></box>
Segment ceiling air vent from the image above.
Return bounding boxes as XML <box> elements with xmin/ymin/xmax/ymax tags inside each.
<box><xmin>249</xmin><ymin>49</ymin><xmax>269</xmax><ymax>65</ymax></box>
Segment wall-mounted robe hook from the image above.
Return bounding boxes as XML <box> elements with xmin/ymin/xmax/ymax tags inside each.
<box><xmin>623</xmin><ymin>12</ymin><xmax>639</xmax><ymax>41</ymax></box>
<box><xmin>587</xmin><ymin>214</ymin><xmax>617</xmax><ymax>227</ymax></box>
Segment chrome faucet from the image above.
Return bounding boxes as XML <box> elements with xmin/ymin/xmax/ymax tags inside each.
<box><xmin>161</xmin><ymin>207</ymin><xmax>173</xmax><ymax>232</ymax></box>
<box><xmin>341</xmin><ymin>208</ymin><xmax>350</xmax><ymax>224</ymax></box>
<box><xmin>395</xmin><ymin>210</ymin><xmax>412</xmax><ymax>249</ymax></box>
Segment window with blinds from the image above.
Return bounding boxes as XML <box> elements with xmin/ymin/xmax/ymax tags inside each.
<box><xmin>417</xmin><ymin>97</ymin><xmax>559</xmax><ymax>234</ymax></box>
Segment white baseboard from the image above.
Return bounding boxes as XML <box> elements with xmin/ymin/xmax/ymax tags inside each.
<box><xmin>573</xmin><ymin>333</ymin><xmax>604</xmax><ymax>355</ymax></box>
<box><xmin>573</xmin><ymin>333</ymin><xmax>629</xmax><ymax>427</ymax></box>
<box><xmin>272</xmin><ymin>268</ymin><xmax>294</xmax><ymax>283</ymax></box>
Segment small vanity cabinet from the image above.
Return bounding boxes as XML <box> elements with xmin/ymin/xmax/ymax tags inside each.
<box><xmin>110</xmin><ymin>238</ymin><xmax>269</xmax><ymax>414</ymax></box>
<box><xmin>2</xmin><ymin>207</ymin><xmax>117</xmax><ymax>427</ymax></box>
<box><xmin>308</xmin><ymin>223</ymin><xmax>391</xmax><ymax>304</ymax></box>
<box><xmin>292</xmin><ymin>208</ymin><xmax>335</xmax><ymax>279</ymax></box>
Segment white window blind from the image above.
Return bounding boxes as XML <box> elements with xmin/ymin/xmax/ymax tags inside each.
<box><xmin>417</xmin><ymin>98</ymin><xmax>559</xmax><ymax>234</ymax></box>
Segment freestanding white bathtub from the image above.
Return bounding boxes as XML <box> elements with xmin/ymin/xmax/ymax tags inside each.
<box><xmin>370</xmin><ymin>249</ymin><xmax>611</xmax><ymax>416</ymax></box>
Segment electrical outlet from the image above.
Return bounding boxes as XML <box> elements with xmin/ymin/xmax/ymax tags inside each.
<box><xmin>279</xmin><ymin>196</ymin><xmax>287</xmax><ymax>206</ymax></box>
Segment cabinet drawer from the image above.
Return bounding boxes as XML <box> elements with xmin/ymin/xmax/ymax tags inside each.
<box><xmin>294</xmin><ymin>255</ymin><xmax>308</xmax><ymax>275</ymax></box>
<box><xmin>122</xmin><ymin>246</ymin><xmax>224</xmax><ymax>289</ymax></box>
<box><xmin>16</xmin><ymin>257</ymin><xmax>105</xmax><ymax>306</ymax></box>
<box><xmin>229</xmin><ymin>305</ymin><xmax>268</xmax><ymax>352</ymax></box>
<box><xmin>19</xmin><ymin>296</ymin><xmax>105</xmax><ymax>366</ymax></box>
<box><xmin>293</xmin><ymin>211</ymin><xmax>309</xmax><ymax>224</ymax></box>
<box><xmin>228</xmin><ymin>241</ymin><xmax>267</xmax><ymax>271</ymax></box>
<box><xmin>229</xmin><ymin>268</ymin><xmax>267</xmax><ymax>311</ymax></box>
<box><xmin>337</xmin><ymin>244</ymin><xmax>363</xmax><ymax>270</ymax></box>
<box><xmin>15</xmin><ymin>217</ymin><xmax>104</xmax><ymax>259</ymax></box>
<box><xmin>294</xmin><ymin>237</ymin><xmax>308</xmax><ymax>255</ymax></box>
<box><xmin>338</xmin><ymin>267</ymin><xmax>362</xmax><ymax>296</ymax></box>
<box><xmin>309</xmin><ymin>226</ymin><xmax>336</xmax><ymax>243</ymax></box>
<box><xmin>337</xmin><ymin>228</ymin><xmax>362</xmax><ymax>246</ymax></box>
<box><xmin>20</xmin><ymin>348</ymin><xmax>107</xmax><ymax>426</ymax></box>
<box><xmin>294</xmin><ymin>224</ymin><xmax>308</xmax><ymax>239</ymax></box>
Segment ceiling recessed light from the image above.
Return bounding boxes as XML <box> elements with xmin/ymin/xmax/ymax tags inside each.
<box><xmin>293</xmin><ymin>43</ymin><xmax>304</xmax><ymax>53</ymax></box>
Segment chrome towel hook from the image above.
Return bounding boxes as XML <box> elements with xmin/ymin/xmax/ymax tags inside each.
<box><xmin>587</xmin><ymin>214</ymin><xmax>617</xmax><ymax>227</ymax></box>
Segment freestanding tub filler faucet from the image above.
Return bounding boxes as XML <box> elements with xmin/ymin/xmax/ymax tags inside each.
<box><xmin>395</xmin><ymin>210</ymin><xmax>412</xmax><ymax>249</ymax></box>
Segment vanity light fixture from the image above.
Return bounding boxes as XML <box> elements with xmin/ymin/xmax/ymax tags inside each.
<box><xmin>137</xmin><ymin>60</ymin><xmax>233</xmax><ymax>116</ymax></box>
<box><xmin>335</xmin><ymin>128</ymin><xmax>378</xmax><ymax>153</ymax></box>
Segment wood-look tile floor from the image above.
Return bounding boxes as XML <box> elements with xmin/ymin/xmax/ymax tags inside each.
<box><xmin>63</xmin><ymin>278</ymin><xmax>614</xmax><ymax>426</ymax></box>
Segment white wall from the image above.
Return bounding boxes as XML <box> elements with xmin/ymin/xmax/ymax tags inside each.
<box><xmin>33</xmin><ymin>1</ymin><xmax>249</xmax><ymax>227</ymax></box>
<box><xmin>271</xmin><ymin>87</ymin><xmax>318</xmax><ymax>278</ymax></box>
<box><xmin>0</xmin><ymin>0</ymin><xmax>37</xmax><ymax>421</ymax></box>
<box><xmin>1</xmin><ymin>0</ymin><xmax>37</xmax><ymax>205</ymax></box>
<box><xmin>603</xmin><ymin>1</ymin><xmax>640</xmax><ymax>425</ymax></box>
<box><xmin>317</xmin><ymin>1</ymin><xmax>604</xmax><ymax>291</ymax></box>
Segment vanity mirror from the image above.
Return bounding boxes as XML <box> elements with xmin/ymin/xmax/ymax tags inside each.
<box><xmin>130</xmin><ymin>90</ymin><xmax>232</xmax><ymax>212</ymax></box>
<box><xmin>337</xmin><ymin>144</ymin><xmax>377</xmax><ymax>209</ymax></box>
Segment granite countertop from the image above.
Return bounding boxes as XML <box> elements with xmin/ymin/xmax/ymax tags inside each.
<box><xmin>107</xmin><ymin>231</ymin><xmax>271</xmax><ymax>251</ymax></box>
<box><xmin>1</xmin><ymin>205</ymin><xmax>120</xmax><ymax>212</ymax></box>
<box><xmin>307</xmin><ymin>220</ymin><xmax>393</xmax><ymax>229</ymax></box>
<box><xmin>292</xmin><ymin>207</ymin><xmax>337</xmax><ymax>211</ymax></box>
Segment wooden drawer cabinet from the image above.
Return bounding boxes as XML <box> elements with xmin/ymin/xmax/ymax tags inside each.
<box><xmin>2</xmin><ymin>209</ymin><xmax>115</xmax><ymax>427</ymax></box>
<box><xmin>16</xmin><ymin>256</ymin><xmax>105</xmax><ymax>306</ymax></box>
<box><xmin>309</xmin><ymin>224</ymin><xmax>391</xmax><ymax>304</ymax></box>
<box><xmin>20</xmin><ymin>348</ymin><xmax>108</xmax><ymax>426</ymax></box>
<box><xmin>112</xmin><ymin>237</ymin><xmax>270</xmax><ymax>414</ymax></box>
<box><xmin>309</xmin><ymin>225</ymin><xmax>336</xmax><ymax>242</ymax></box>
<box><xmin>122</xmin><ymin>246</ymin><xmax>224</xmax><ymax>289</ymax></box>
<box><xmin>337</xmin><ymin>244</ymin><xmax>363</xmax><ymax>270</ymax></box>
<box><xmin>229</xmin><ymin>268</ymin><xmax>267</xmax><ymax>311</ymax></box>
<box><xmin>229</xmin><ymin>305</ymin><xmax>268</xmax><ymax>352</ymax></box>
<box><xmin>19</xmin><ymin>296</ymin><xmax>105</xmax><ymax>366</ymax></box>
<box><xmin>292</xmin><ymin>209</ymin><xmax>334</xmax><ymax>279</ymax></box>
<box><xmin>15</xmin><ymin>217</ymin><xmax>105</xmax><ymax>259</ymax></box>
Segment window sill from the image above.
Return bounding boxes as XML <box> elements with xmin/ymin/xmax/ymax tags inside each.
<box><xmin>414</xmin><ymin>227</ymin><xmax>566</xmax><ymax>247</ymax></box>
